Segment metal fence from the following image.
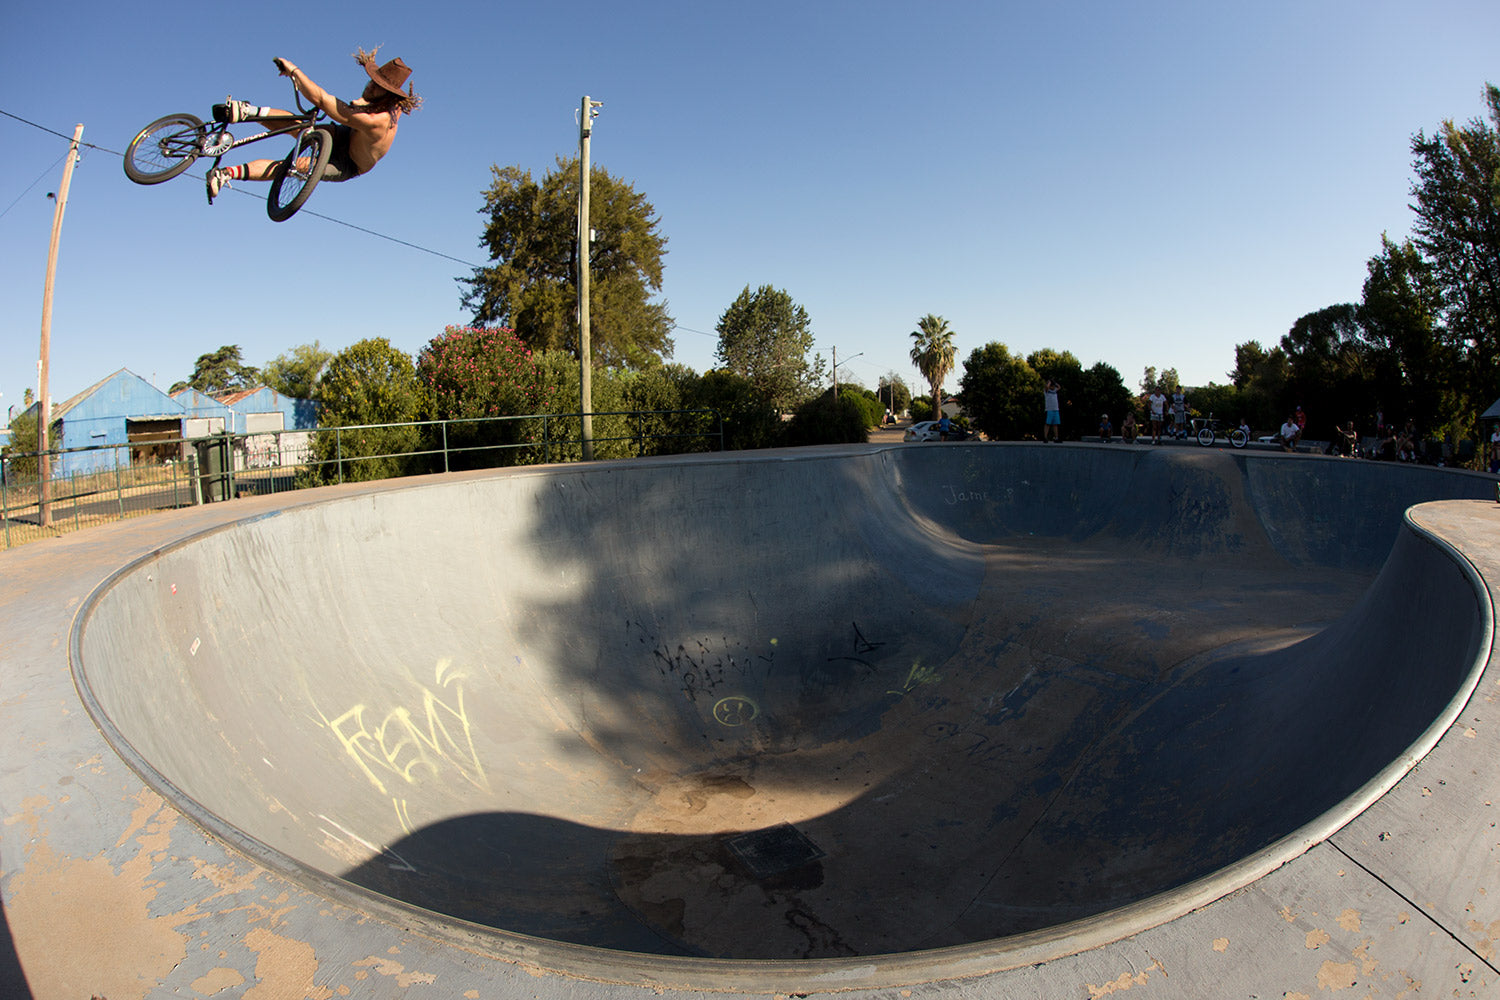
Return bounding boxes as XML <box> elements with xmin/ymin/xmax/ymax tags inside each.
<box><xmin>0</xmin><ymin>409</ymin><xmax>722</xmax><ymax>549</ymax></box>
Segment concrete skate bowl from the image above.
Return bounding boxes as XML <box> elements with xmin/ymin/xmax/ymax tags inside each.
<box><xmin>72</xmin><ymin>445</ymin><xmax>1495</xmax><ymax>990</ymax></box>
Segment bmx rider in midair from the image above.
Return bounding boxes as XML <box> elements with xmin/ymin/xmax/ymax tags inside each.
<box><xmin>206</xmin><ymin>46</ymin><xmax>419</xmax><ymax>203</ymax></box>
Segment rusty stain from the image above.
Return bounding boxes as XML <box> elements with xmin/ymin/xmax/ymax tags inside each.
<box><xmin>191</xmin><ymin>966</ymin><xmax>247</xmax><ymax>995</ymax></box>
<box><xmin>243</xmin><ymin>925</ymin><xmax>332</xmax><ymax>999</ymax></box>
<box><xmin>5</xmin><ymin>801</ymin><xmax>192</xmax><ymax>999</ymax></box>
<box><xmin>1304</xmin><ymin>928</ymin><xmax>1330</xmax><ymax>949</ymax></box>
<box><xmin>352</xmin><ymin>953</ymin><xmax>439</xmax><ymax>988</ymax></box>
<box><xmin>1212</xmin><ymin>937</ymin><xmax>1229</xmax><ymax>952</ymax></box>
<box><xmin>1315</xmin><ymin>958</ymin><xmax>1359</xmax><ymax>991</ymax></box>
<box><xmin>1351</xmin><ymin>941</ymin><xmax>1380</xmax><ymax>977</ymax></box>
<box><xmin>1085</xmin><ymin>959</ymin><xmax>1164</xmax><ymax>997</ymax></box>
<box><xmin>1465</xmin><ymin>916</ymin><xmax>1500</xmax><ymax>960</ymax></box>
<box><xmin>1279</xmin><ymin>905</ymin><xmax>1298</xmax><ymax>923</ymax></box>
<box><xmin>1336</xmin><ymin>908</ymin><xmax>1362</xmax><ymax>932</ymax></box>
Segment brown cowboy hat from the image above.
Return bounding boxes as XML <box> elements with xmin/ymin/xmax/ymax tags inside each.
<box><xmin>363</xmin><ymin>56</ymin><xmax>413</xmax><ymax>97</ymax></box>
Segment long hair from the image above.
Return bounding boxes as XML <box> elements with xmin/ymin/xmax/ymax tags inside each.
<box><xmin>353</xmin><ymin>45</ymin><xmax>422</xmax><ymax>114</ymax></box>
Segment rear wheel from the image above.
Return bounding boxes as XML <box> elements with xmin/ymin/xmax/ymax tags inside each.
<box><xmin>124</xmin><ymin>114</ymin><xmax>206</xmax><ymax>184</ymax></box>
<box><xmin>267</xmin><ymin>127</ymin><xmax>332</xmax><ymax>222</ymax></box>
<box><xmin>1228</xmin><ymin>427</ymin><xmax>1249</xmax><ymax>449</ymax></box>
<box><xmin>1197</xmin><ymin>427</ymin><xmax>1215</xmax><ymax>447</ymax></box>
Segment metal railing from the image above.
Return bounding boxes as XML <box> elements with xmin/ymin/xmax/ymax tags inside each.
<box><xmin>0</xmin><ymin>409</ymin><xmax>722</xmax><ymax>549</ymax></box>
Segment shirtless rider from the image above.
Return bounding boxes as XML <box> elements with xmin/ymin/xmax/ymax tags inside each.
<box><xmin>206</xmin><ymin>46</ymin><xmax>419</xmax><ymax>203</ymax></box>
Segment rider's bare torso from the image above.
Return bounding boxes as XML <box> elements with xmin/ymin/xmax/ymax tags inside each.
<box><xmin>330</xmin><ymin>87</ymin><xmax>399</xmax><ymax>173</ymax></box>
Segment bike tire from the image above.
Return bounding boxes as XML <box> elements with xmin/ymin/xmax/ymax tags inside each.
<box><xmin>1197</xmin><ymin>427</ymin><xmax>1215</xmax><ymax>447</ymax></box>
<box><xmin>267</xmin><ymin>127</ymin><xmax>332</xmax><ymax>222</ymax></box>
<box><xmin>124</xmin><ymin>114</ymin><xmax>206</xmax><ymax>185</ymax></box>
<box><xmin>1228</xmin><ymin>428</ymin><xmax>1248</xmax><ymax>449</ymax></box>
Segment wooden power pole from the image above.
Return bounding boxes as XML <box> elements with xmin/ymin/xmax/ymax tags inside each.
<box><xmin>577</xmin><ymin>97</ymin><xmax>601</xmax><ymax>462</ymax></box>
<box><xmin>38</xmin><ymin>123</ymin><xmax>84</xmax><ymax>528</ymax></box>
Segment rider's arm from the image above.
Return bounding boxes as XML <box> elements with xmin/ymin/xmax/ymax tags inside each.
<box><xmin>274</xmin><ymin>58</ymin><xmax>357</xmax><ymax>126</ymax></box>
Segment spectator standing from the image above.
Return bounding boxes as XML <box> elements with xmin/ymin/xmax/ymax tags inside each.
<box><xmin>1171</xmin><ymin>388</ymin><xmax>1187</xmax><ymax>439</ymax></box>
<box><xmin>1043</xmin><ymin>380</ymin><xmax>1062</xmax><ymax>442</ymax></box>
<box><xmin>1148</xmin><ymin>389</ymin><xmax>1167</xmax><ymax>444</ymax></box>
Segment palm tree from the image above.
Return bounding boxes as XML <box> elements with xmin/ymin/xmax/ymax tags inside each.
<box><xmin>909</xmin><ymin>314</ymin><xmax>957</xmax><ymax>418</ymax></box>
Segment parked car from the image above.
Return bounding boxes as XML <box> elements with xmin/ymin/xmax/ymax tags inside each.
<box><xmin>904</xmin><ymin>420</ymin><xmax>970</xmax><ymax>442</ymax></box>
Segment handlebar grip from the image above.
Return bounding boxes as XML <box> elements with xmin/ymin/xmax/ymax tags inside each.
<box><xmin>274</xmin><ymin>57</ymin><xmax>291</xmax><ymax>75</ymax></box>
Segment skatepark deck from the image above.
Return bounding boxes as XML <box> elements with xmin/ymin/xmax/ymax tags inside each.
<box><xmin>2</xmin><ymin>442</ymin><xmax>1498</xmax><ymax>997</ymax></box>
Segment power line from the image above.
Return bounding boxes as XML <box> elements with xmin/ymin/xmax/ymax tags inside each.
<box><xmin>0</xmin><ymin>149</ymin><xmax>69</xmax><ymax>221</ymax></box>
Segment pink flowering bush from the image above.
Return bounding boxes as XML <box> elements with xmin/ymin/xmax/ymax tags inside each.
<box><xmin>418</xmin><ymin>325</ymin><xmax>555</xmax><ymax>420</ymax></box>
<box><xmin>417</xmin><ymin>326</ymin><xmax>557</xmax><ymax>468</ymax></box>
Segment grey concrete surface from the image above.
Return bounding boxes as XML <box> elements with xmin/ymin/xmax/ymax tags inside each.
<box><xmin>2</xmin><ymin>443</ymin><xmax>1498</xmax><ymax>998</ymax></box>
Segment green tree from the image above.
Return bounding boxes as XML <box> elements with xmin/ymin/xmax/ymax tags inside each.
<box><xmin>309</xmin><ymin>338</ymin><xmax>426</xmax><ymax>483</ymax></box>
<box><xmin>1278</xmin><ymin>304</ymin><xmax>1376</xmax><ymax>438</ymax></box>
<box><xmin>714</xmin><ymin>285</ymin><xmax>824</xmax><ymax>413</ymax></box>
<box><xmin>1</xmin><ymin>408</ymin><xmax>43</xmax><ymax>476</ymax></box>
<box><xmin>416</xmin><ymin>326</ymin><xmax>555</xmax><ymax>470</ymax></box>
<box><xmin>957</xmin><ymin>342</ymin><xmax>1041</xmax><ymax>440</ymax></box>
<box><xmin>909</xmin><ymin>314</ymin><xmax>957</xmax><ymax>414</ymax></box>
<box><xmin>1406</xmin><ymin>83</ymin><xmax>1500</xmax><ymax>442</ymax></box>
<box><xmin>461</xmin><ymin>157</ymin><xmax>674</xmax><ymax>368</ymax></box>
<box><xmin>1074</xmin><ymin>361</ymin><xmax>1133</xmax><ymax>432</ymax></box>
<box><xmin>171</xmin><ymin>345</ymin><xmax>260</xmax><ymax>395</ymax></box>
<box><xmin>785</xmin><ymin>392</ymin><xmax>870</xmax><ymax>446</ymax></box>
<box><xmin>1359</xmin><ymin>235</ymin><xmax>1456</xmax><ymax>438</ymax></box>
<box><xmin>1228</xmin><ymin>343</ymin><xmax>1290</xmax><ymax>434</ymax></box>
<box><xmin>261</xmin><ymin>342</ymin><xmax>332</xmax><ymax>401</ymax></box>
<box><xmin>687</xmin><ymin>370</ymin><xmax>784</xmax><ymax>451</ymax></box>
<box><xmin>619</xmin><ymin>363</ymin><xmax>719</xmax><ymax>456</ymax></box>
<box><xmin>877</xmin><ymin>373</ymin><xmax>911</xmax><ymax>418</ymax></box>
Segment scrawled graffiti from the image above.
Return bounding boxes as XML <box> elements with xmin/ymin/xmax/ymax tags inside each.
<box><xmin>626</xmin><ymin>620</ymin><xmax>769</xmax><ymax>704</ymax></box>
<box><xmin>887</xmin><ymin>661</ymin><xmax>941</xmax><ymax>697</ymax></box>
<box><xmin>321</xmin><ymin>658</ymin><xmax>488</xmax><ymax>797</ymax></box>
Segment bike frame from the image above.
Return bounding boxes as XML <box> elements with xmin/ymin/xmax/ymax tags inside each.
<box><xmin>203</xmin><ymin>81</ymin><xmax>322</xmax><ymax>171</ymax></box>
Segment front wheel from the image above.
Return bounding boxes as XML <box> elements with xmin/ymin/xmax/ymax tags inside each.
<box><xmin>1228</xmin><ymin>428</ymin><xmax>1248</xmax><ymax>449</ymax></box>
<box><xmin>267</xmin><ymin>127</ymin><xmax>332</xmax><ymax>222</ymax></box>
<box><xmin>1197</xmin><ymin>427</ymin><xmax>1215</xmax><ymax>447</ymax></box>
<box><xmin>124</xmin><ymin>114</ymin><xmax>206</xmax><ymax>184</ymax></box>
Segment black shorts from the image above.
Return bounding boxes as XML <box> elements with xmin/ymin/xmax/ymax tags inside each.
<box><xmin>320</xmin><ymin>125</ymin><xmax>363</xmax><ymax>182</ymax></box>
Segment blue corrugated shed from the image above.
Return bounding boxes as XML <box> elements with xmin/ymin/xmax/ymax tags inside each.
<box><xmin>41</xmin><ymin>370</ymin><xmax>186</xmax><ymax>476</ymax></box>
<box><xmin>215</xmin><ymin>387</ymin><xmax>319</xmax><ymax>431</ymax></box>
<box><xmin>172</xmin><ymin>388</ymin><xmax>239</xmax><ymax>432</ymax></box>
<box><xmin>16</xmin><ymin>371</ymin><xmax>319</xmax><ymax>479</ymax></box>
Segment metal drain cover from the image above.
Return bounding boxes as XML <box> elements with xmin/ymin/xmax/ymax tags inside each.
<box><xmin>726</xmin><ymin>823</ymin><xmax>826</xmax><ymax>879</ymax></box>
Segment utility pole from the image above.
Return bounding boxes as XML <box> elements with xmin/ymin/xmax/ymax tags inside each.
<box><xmin>577</xmin><ymin>96</ymin><xmax>601</xmax><ymax>461</ymax></box>
<box><xmin>38</xmin><ymin>123</ymin><xmax>83</xmax><ymax>528</ymax></box>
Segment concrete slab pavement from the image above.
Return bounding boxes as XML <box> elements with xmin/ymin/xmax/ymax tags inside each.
<box><xmin>2</xmin><ymin>443</ymin><xmax>1498</xmax><ymax>998</ymax></box>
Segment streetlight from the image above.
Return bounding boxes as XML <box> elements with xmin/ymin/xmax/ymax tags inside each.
<box><xmin>831</xmin><ymin>348</ymin><xmax>864</xmax><ymax>400</ymax></box>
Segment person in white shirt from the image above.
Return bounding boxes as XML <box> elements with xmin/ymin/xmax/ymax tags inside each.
<box><xmin>1279</xmin><ymin>415</ymin><xmax>1300</xmax><ymax>452</ymax></box>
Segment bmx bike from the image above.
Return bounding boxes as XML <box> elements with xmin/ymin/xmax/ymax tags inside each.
<box><xmin>123</xmin><ymin>63</ymin><xmax>330</xmax><ymax>222</ymax></box>
<box><xmin>1194</xmin><ymin>413</ymin><xmax>1249</xmax><ymax>449</ymax></box>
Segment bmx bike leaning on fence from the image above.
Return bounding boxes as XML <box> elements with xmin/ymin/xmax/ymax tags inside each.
<box><xmin>123</xmin><ymin>63</ymin><xmax>329</xmax><ymax>222</ymax></box>
<box><xmin>1194</xmin><ymin>413</ymin><xmax>1249</xmax><ymax>449</ymax></box>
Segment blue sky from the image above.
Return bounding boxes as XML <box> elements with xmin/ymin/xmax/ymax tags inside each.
<box><xmin>3</xmin><ymin>0</ymin><xmax>1497</xmax><ymax>419</ymax></box>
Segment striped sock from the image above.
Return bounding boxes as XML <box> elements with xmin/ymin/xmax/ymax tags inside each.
<box><xmin>226</xmin><ymin>164</ymin><xmax>249</xmax><ymax>181</ymax></box>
